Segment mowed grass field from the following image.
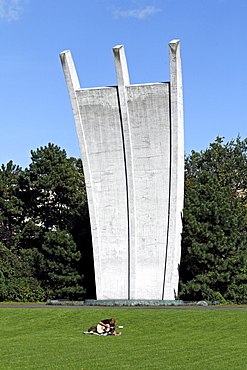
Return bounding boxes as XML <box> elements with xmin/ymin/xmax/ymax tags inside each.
<box><xmin>0</xmin><ymin>306</ymin><xmax>246</xmax><ymax>369</ymax></box>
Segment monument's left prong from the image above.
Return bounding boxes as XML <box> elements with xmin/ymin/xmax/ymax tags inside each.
<box><xmin>59</xmin><ymin>50</ymin><xmax>103</xmax><ymax>299</ymax></box>
<box><xmin>60</xmin><ymin>50</ymin><xmax>80</xmax><ymax>95</ymax></box>
<box><xmin>59</xmin><ymin>51</ymin><xmax>82</xmax><ymax>143</ymax></box>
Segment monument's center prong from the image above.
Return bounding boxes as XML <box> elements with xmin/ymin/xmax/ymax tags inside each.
<box><xmin>112</xmin><ymin>44</ymin><xmax>130</xmax><ymax>87</ymax></box>
<box><xmin>60</xmin><ymin>40</ymin><xmax>184</xmax><ymax>301</ymax></box>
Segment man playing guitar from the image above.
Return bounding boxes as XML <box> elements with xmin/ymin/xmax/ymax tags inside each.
<box><xmin>97</xmin><ymin>318</ymin><xmax>122</xmax><ymax>336</ymax></box>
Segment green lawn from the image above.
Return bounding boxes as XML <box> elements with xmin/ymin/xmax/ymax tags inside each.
<box><xmin>0</xmin><ymin>307</ymin><xmax>246</xmax><ymax>369</ymax></box>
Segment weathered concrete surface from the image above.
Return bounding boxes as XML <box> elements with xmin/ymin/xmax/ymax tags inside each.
<box><xmin>60</xmin><ymin>40</ymin><xmax>184</xmax><ymax>301</ymax></box>
<box><xmin>75</xmin><ymin>86</ymin><xmax>129</xmax><ymax>299</ymax></box>
<box><xmin>125</xmin><ymin>82</ymin><xmax>171</xmax><ymax>299</ymax></box>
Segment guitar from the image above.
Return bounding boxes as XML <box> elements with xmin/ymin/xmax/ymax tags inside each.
<box><xmin>96</xmin><ymin>324</ymin><xmax>123</xmax><ymax>334</ymax></box>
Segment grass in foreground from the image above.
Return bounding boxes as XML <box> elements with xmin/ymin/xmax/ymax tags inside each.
<box><xmin>0</xmin><ymin>307</ymin><xmax>246</xmax><ymax>369</ymax></box>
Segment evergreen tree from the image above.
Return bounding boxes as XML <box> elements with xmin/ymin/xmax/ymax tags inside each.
<box><xmin>20</xmin><ymin>143</ymin><xmax>87</xmax><ymax>231</ymax></box>
<box><xmin>0</xmin><ymin>146</ymin><xmax>93</xmax><ymax>301</ymax></box>
<box><xmin>18</xmin><ymin>143</ymin><xmax>91</xmax><ymax>299</ymax></box>
<box><xmin>0</xmin><ymin>161</ymin><xmax>24</xmax><ymax>239</ymax></box>
<box><xmin>38</xmin><ymin>229</ymin><xmax>84</xmax><ymax>299</ymax></box>
<box><xmin>186</xmin><ymin>136</ymin><xmax>247</xmax><ymax>200</ymax></box>
<box><xmin>180</xmin><ymin>137</ymin><xmax>247</xmax><ymax>303</ymax></box>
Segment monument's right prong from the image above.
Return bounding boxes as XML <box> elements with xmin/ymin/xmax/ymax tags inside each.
<box><xmin>169</xmin><ymin>39</ymin><xmax>183</xmax><ymax>129</ymax></box>
<box><xmin>162</xmin><ymin>39</ymin><xmax>184</xmax><ymax>300</ymax></box>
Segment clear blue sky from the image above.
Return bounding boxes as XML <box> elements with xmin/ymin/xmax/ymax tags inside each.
<box><xmin>0</xmin><ymin>0</ymin><xmax>246</xmax><ymax>168</ymax></box>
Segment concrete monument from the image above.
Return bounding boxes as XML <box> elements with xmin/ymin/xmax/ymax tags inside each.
<box><xmin>60</xmin><ymin>40</ymin><xmax>184</xmax><ymax>301</ymax></box>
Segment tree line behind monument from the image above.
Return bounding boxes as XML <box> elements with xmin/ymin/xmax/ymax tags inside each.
<box><xmin>0</xmin><ymin>137</ymin><xmax>246</xmax><ymax>304</ymax></box>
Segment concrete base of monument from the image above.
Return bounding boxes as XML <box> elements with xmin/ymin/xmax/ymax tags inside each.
<box><xmin>84</xmin><ymin>300</ymin><xmax>184</xmax><ymax>306</ymax></box>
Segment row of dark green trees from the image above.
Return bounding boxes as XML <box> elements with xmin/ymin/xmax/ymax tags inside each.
<box><xmin>0</xmin><ymin>138</ymin><xmax>246</xmax><ymax>303</ymax></box>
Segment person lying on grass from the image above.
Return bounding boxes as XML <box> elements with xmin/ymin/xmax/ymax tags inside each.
<box><xmin>88</xmin><ymin>318</ymin><xmax>122</xmax><ymax>336</ymax></box>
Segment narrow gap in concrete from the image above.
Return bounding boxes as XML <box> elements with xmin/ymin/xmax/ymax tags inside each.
<box><xmin>162</xmin><ymin>82</ymin><xmax>172</xmax><ymax>300</ymax></box>
<box><xmin>116</xmin><ymin>87</ymin><xmax>131</xmax><ymax>300</ymax></box>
